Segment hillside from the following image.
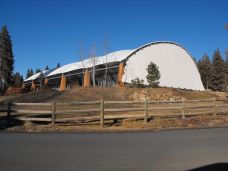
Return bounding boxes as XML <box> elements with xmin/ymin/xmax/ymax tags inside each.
<box><xmin>0</xmin><ymin>87</ymin><xmax>226</xmax><ymax>103</ymax></box>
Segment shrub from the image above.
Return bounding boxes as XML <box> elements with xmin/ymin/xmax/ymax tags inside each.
<box><xmin>129</xmin><ymin>77</ymin><xmax>144</xmax><ymax>88</ymax></box>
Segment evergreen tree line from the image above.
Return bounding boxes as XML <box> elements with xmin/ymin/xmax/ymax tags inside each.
<box><xmin>26</xmin><ymin>63</ymin><xmax>60</xmax><ymax>79</ymax></box>
<box><xmin>26</xmin><ymin>68</ymin><xmax>44</xmax><ymax>79</ymax></box>
<box><xmin>0</xmin><ymin>25</ymin><xmax>24</xmax><ymax>88</ymax></box>
<box><xmin>197</xmin><ymin>48</ymin><xmax>228</xmax><ymax>91</ymax></box>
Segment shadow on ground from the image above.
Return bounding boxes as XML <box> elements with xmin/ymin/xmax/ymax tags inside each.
<box><xmin>0</xmin><ymin>114</ymin><xmax>53</xmax><ymax>131</ymax></box>
<box><xmin>0</xmin><ymin>116</ymin><xmax>24</xmax><ymax>130</ymax></box>
<box><xmin>188</xmin><ymin>163</ymin><xmax>228</xmax><ymax>171</ymax></box>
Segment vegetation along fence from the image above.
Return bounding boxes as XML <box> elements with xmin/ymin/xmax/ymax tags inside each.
<box><xmin>1</xmin><ymin>98</ymin><xmax>228</xmax><ymax>127</ymax></box>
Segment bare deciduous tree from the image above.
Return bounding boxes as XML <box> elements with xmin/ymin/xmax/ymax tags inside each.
<box><xmin>103</xmin><ymin>35</ymin><xmax>110</xmax><ymax>87</ymax></box>
<box><xmin>89</xmin><ymin>44</ymin><xmax>97</xmax><ymax>87</ymax></box>
<box><xmin>79</xmin><ymin>43</ymin><xmax>85</xmax><ymax>78</ymax></box>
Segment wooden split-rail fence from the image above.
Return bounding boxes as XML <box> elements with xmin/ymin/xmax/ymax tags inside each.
<box><xmin>1</xmin><ymin>98</ymin><xmax>228</xmax><ymax>127</ymax></box>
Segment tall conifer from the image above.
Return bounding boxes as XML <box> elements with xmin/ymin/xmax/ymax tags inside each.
<box><xmin>211</xmin><ymin>49</ymin><xmax>225</xmax><ymax>91</ymax></box>
<box><xmin>56</xmin><ymin>62</ymin><xmax>60</xmax><ymax>68</ymax></box>
<box><xmin>0</xmin><ymin>25</ymin><xmax>14</xmax><ymax>87</ymax></box>
<box><xmin>197</xmin><ymin>54</ymin><xmax>213</xmax><ymax>89</ymax></box>
<box><xmin>12</xmin><ymin>72</ymin><xmax>23</xmax><ymax>87</ymax></box>
<box><xmin>45</xmin><ymin>65</ymin><xmax>49</xmax><ymax>70</ymax></box>
<box><xmin>224</xmin><ymin>50</ymin><xmax>228</xmax><ymax>91</ymax></box>
<box><xmin>26</xmin><ymin>69</ymin><xmax>33</xmax><ymax>79</ymax></box>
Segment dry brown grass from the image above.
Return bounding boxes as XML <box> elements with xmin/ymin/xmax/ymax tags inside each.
<box><xmin>3</xmin><ymin>115</ymin><xmax>228</xmax><ymax>133</ymax></box>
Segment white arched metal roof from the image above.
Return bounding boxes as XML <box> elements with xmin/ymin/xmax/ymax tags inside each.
<box><xmin>24</xmin><ymin>70</ymin><xmax>49</xmax><ymax>82</ymax></box>
<box><xmin>46</xmin><ymin>50</ymin><xmax>134</xmax><ymax>77</ymax></box>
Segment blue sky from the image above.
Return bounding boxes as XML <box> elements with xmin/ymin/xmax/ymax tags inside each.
<box><xmin>0</xmin><ymin>0</ymin><xmax>227</xmax><ymax>77</ymax></box>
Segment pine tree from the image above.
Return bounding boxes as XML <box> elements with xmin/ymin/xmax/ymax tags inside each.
<box><xmin>26</xmin><ymin>69</ymin><xmax>30</xmax><ymax>79</ymax></box>
<box><xmin>0</xmin><ymin>25</ymin><xmax>14</xmax><ymax>87</ymax></box>
<box><xmin>26</xmin><ymin>68</ymin><xmax>33</xmax><ymax>79</ymax></box>
<box><xmin>192</xmin><ymin>57</ymin><xmax>197</xmax><ymax>64</ymax></box>
<box><xmin>45</xmin><ymin>65</ymin><xmax>49</xmax><ymax>70</ymax></box>
<box><xmin>211</xmin><ymin>49</ymin><xmax>225</xmax><ymax>91</ymax></box>
<box><xmin>30</xmin><ymin>69</ymin><xmax>34</xmax><ymax>76</ymax></box>
<box><xmin>56</xmin><ymin>62</ymin><xmax>60</xmax><ymax>68</ymax></box>
<box><xmin>35</xmin><ymin>68</ymin><xmax>41</xmax><ymax>73</ymax></box>
<box><xmin>146</xmin><ymin>62</ymin><xmax>160</xmax><ymax>87</ymax></box>
<box><xmin>225</xmin><ymin>49</ymin><xmax>228</xmax><ymax>91</ymax></box>
<box><xmin>225</xmin><ymin>50</ymin><xmax>228</xmax><ymax>74</ymax></box>
<box><xmin>197</xmin><ymin>54</ymin><xmax>213</xmax><ymax>89</ymax></box>
<box><xmin>12</xmin><ymin>72</ymin><xmax>23</xmax><ymax>87</ymax></box>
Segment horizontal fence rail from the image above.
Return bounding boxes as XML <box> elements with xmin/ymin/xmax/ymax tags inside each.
<box><xmin>13</xmin><ymin>103</ymin><xmax>52</xmax><ymax>106</ymax></box>
<box><xmin>57</xmin><ymin>101</ymin><xmax>101</xmax><ymax>106</ymax></box>
<box><xmin>1</xmin><ymin>98</ymin><xmax>228</xmax><ymax>127</ymax></box>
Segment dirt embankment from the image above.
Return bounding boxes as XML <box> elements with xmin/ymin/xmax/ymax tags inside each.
<box><xmin>0</xmin><ymin>87</ymin><xmax>226</xmax><ymax>103</ymax></box>
<box><xmin>124</xmin><ymin>88</ymin><xmax>220</xmax><ymax>101</ymax></box>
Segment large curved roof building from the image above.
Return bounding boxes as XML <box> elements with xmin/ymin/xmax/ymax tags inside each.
<box><xmin>24</xmin><ymin>41</ymin><xmax>204</xmax><ymax>91</ymax></box>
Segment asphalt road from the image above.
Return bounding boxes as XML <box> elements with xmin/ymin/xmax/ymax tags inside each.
<box><xmin>0</xmin><ymin>128</ymin><xmax>228</xmax><ymax>171</ymax></box>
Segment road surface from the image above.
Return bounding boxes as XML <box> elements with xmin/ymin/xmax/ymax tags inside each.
<box><xmin>0</xmin><ymin>128</ymin><xmax>228</xmax><ymax>170</ymax></box>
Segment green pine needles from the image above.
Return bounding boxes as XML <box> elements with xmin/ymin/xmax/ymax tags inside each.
<box><xmin>0</xmin><ymin>25</ymin><xmax>15</xmax><ymax>88</ymax></box>
<box><xmin>146</xmin><ymin>62</ymin><xmax>160</xmax><ymax>87</ymax></box>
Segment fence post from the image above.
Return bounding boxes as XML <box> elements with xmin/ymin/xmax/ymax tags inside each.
<box><xmin>213</xmin><ymin>98</ymin><xmax>217</xmax><ymax>116</ymax></box>
<box><xmin>100</xmin><ymin>99</ymin><xmax>104</xmax><ymax>127</ymax></box>
<box><xmin>7</xmin><ymin>101</ymin><xmax>11</xmax><ymax>126</ymax></box>
<box><xmin>182</xmin><ymin>99</ymin><xmax>185</xmax><ymax>119</ymax></box>
<box><xmin>144</xmin><ymin>99</ymin><xmax>148</xmax><ymax>123</ymax></box>
<box><xmin>52</xmin><ymin>101</ymin><xmax>56</xmax><ymax>126</ymax></box>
